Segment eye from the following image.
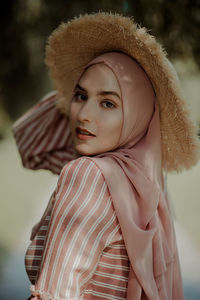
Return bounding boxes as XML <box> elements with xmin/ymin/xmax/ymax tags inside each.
<box><xmin>101</xmin><ymin>100</ymin><xmax>116</xmax><ymax>109</ymax></box>
<box><xmin>73</xmin><ymin>92</ymin><xmax>87</xmax><ymax>102</ymax></box>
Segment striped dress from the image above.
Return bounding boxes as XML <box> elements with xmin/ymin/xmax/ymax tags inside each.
<box><xmin>25</xmin><ymin>157</ymin><xmax>130</xmax><ymax>299</ymax></box>
<box><xmin>13</xmin><ymin>92</ymin><xmax>130</xmax><ymax>299</ymax></box>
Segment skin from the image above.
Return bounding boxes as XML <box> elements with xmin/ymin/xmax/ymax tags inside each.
<box><xmin>69</xmin><ymin>63</ymin><xmax>123</xmax><ymax>156</ymax></box>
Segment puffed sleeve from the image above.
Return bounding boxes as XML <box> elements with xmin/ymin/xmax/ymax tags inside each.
<box><xmin>12</xmin><ymin>91</ymin><xmax>74</xmax><ymax>175</ymax></box>
<box><xmin>29</xmin><ymin>157</ymin><xmax>119</xmax><ymax>300</ymax></box>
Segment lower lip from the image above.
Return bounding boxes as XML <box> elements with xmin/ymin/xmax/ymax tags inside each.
<box><xmin>76</xmin><ymin>133</ymin><xmax>95</xmax><ymax>141</ymax></box>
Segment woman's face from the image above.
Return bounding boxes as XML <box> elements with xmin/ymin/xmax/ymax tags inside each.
<box><xmin>69</xmin><ymin>63</ymin><xmax>123</xmax><ymax>156</ymax></box>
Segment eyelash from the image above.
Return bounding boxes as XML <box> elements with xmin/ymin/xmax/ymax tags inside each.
<box><xmin>73</xmin><ymin>92</ymin><xmax>116</xmax><ymax>109</ymax></box>
<box><xmin>101</xmin><ymin>101</ymin><xmax>116</xmax><ymax>108</ymax></box>
<box><xmin>73</xmin><ymin>92</ymin><xmax>87</xmax><ymax>101</ymax></box>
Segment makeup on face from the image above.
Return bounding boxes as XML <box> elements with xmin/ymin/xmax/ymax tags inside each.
<box><xmin>69</xmin><ymin>63</ymin><xmax>123</xmax><ymax>156</ymax></box>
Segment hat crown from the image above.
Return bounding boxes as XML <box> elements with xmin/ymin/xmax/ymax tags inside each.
<box><xmin>45</xmin><ymin>12</ymin><xmax>200</xmax><ymax>172</ymax></box>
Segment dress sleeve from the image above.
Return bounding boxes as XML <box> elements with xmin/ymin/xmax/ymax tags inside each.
<box><xmin>12</xmin><ymin>91</ymin><xmax>74</xmax><ymax>175</ymax></box>
<box><xmin>30</xmin><ymin>157</ymin><xmax>119</xmax><ymax>300</ymax></box>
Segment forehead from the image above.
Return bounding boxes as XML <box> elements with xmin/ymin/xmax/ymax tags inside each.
<box><xmin>78</xmin><ymin>63</ymin><xmax>121</xmax><ymax>93</ymax></box>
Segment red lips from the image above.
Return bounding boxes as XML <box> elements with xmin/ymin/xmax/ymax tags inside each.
<box><xmin>76</xmin><ymin>127</ymin><xmax>96</xmax><ymax>140</ymax></box>
<box><xmin>76</xmin><ymin>127</ymin><xmax>95</xmax><ymax>136</ymax></box>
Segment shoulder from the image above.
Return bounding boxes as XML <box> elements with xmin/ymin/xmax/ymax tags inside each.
<box><xmin>58</xmin><ymin>156</ymin><xmax>106</xmax><ymax>188</ymax></box>
<box><xmin>61</xmin><ymin>156</ymin><xmax>102</xmax><ymax>176</ymax></box>
<box><xmin>54</xmin><ymin>157</ymin><xmax>111</xmax><ymax>209</ymax></box>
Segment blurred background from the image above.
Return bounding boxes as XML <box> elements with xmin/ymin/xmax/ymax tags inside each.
<box><xmin>0</xmin><ymin>0</ymin><xmax>200</xmax><ymax>299</ymax></box>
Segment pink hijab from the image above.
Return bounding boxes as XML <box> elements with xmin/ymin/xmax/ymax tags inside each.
<box><xmin>80</xmin><ymin>52</ymin><xmax>184</xmax><ymax>299</ymax></box>
<box><xmin>12</xmin><ymin>51</ymin><xmax>184</xmax><ymax>299</ymax></box>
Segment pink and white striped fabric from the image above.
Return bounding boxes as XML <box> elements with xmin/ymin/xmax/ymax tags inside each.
<box><xmin>25</xmin><ymin>157</ymin><xmax>130</xmax><ymax>299</ymax></box>
<box><xmin>12</xmin><ymin>91</ymin><xmax>74</xmax><ymax>175</ymax></box>
<box><xmin>13</xmin><ymin>92</ymin><xmax>130</xmax><ymax>298</ymax></box>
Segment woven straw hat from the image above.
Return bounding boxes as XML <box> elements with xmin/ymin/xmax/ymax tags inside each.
<box><xmin>45</xmin><ymin>12</ymin><xmax>200</xmax><ymax>172</ymax></box>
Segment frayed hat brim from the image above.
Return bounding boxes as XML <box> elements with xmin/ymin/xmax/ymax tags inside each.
<box><xmin>45</xmin><ymin>12</ymin><xmax>200</xmax><ymax>172</ymax></box>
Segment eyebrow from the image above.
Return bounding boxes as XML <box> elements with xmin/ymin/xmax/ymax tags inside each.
<box><xmin>75</xmin><ymin>84</ymin><xmax>121</xmax><ymax>99</ymax></box>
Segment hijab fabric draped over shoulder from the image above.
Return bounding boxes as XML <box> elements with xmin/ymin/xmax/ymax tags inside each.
<box><xmin>81</xmin><ymin>52</ymin><xmax>184</xmax><ymax>299</ymax></box>
<box><xmin>12</xmin><ymin>51</ymin><xmax>184</xmax><ymax>299</ymax></box>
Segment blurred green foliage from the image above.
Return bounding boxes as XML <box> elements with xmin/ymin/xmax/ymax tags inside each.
<box><xmin>0</xmin><ymin>0</ymin><xmax>200</xmax><ymax>123</ymax></box>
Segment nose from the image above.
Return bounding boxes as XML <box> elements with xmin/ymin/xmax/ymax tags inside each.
<box><xmin>78</xmin><ymin>99</ymin><xmax>94</xmax><ymax>123</ymax></box>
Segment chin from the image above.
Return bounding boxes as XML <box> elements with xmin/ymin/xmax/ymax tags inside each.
<box><xmin>75</xmin><ymin>141</ymin><xmax>118</xmax><ymax>156</ymax></box>
<box><xmin>75</xmin><ymin>144</ymin><xmax>97</xmax><ymax>156</ymax></box>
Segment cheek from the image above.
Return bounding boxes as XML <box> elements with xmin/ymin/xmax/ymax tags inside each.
<box><xmin>69</xmin><ymin>103</ymin><xmax>78</xmax><ymax>128</ymax></box>
<box><xmin>99</xmin><ymin>112</ymin><xmax>123</xmax><ymax>144</ymax></box>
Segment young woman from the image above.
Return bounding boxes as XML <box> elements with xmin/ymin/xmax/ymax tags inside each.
<box><xmin>13</xmin><ymin>13</ymin><xmax>200</xmax><ymax>300</ymax></box>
